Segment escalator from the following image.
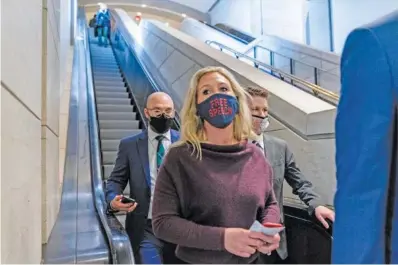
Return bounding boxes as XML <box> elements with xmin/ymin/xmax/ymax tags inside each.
<box><xmin>89</xmin><ymin>40</ymin><xmax>141</xmax><ymax>226</ymax></box>
<box><xmin>45</xmin><ymin>7</ymin><xmax>333</xmax><ymax>264</ymax></box>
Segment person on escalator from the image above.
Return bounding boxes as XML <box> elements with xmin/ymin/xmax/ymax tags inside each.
<box><xmin>246</xmin><ymin>86</ymin><xmax>335</xmax><ymax>263</ymax></box>
<box><xmin>151</xmin><ymin>66</ymin><xmax>281</xmax><ymax>264</ymax></box>
<box><xmin>105</xmin><ymin>92</ymin><xmax>180</xmax><ymax>264</ymax></box>
<box><xmin>96</xmin><ymin>3</ymin><xmax>110</xmax><ymax>47</ymax></box>
<box><xmin>89</xmin><ymin>14</ymin><xmax>98</xmax><ymax>37</ymax></box>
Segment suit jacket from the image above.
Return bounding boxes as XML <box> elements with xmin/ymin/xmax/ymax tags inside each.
<box><xmin>105</xmin><ymin>129</ymin><xmax>180</xmax><ymax>252</ymax></box>
<box><xmin>262</xmin><ymin>134</ymin><xmax>323</xmax><ymax>260</ymax></box>
<box><xmin>333</xmin><ymin>11</ymin><xmax>398</xmax><ymax>264</ymax></box>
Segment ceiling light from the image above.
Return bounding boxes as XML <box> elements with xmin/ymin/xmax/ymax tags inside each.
<box><xmin>181</xmin><ymin>13</ymin><xmax>187</xmax><ymax>17</ymax></box>
<box><xmin>141</xmin><ymin>4</ymin><xmax>147</xmax><ymax>8</ymax></box>
<box><xmin>165</xmin><ymin>22</ymin><xmax>169</xmax><ymax>26</ymax></box>
<box><xmin>137</xmin><ymin>12</ymin><xmax>142</xmax><ymax>16</ymax></box>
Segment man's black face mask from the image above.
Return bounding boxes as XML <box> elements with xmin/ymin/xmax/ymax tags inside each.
<box><xmin>149</xmin><ymin>114</ymin><xmax>173</xmax><ymax>134</ymax></box>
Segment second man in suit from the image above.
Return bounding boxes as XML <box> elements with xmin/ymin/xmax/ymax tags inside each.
<box><xmin>105</xmin><ymin>91</ymin><xmax>179</xmax><ymax>264</ymax></box>
<box><xmin>246</xmin><ymin>86</ymin><xmax>335</xmax><ymax>263</ymax></box>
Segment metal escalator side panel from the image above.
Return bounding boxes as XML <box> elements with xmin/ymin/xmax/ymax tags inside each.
<box><xmin>43</xmin><ymin>41</ymin><xmax>80</xmax><ymax>265</ymax></box>
<box><xmin>283</xmin><ymin>204</ymin><xmax>332</xmax><ymax>263</ymax></box>
<box><xmin>44</xmin><ymin>16</ymin><xmax>110</xmax><ymax>264</ymax></box>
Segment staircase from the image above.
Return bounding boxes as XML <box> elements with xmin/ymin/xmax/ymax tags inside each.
<box><xmin>89</xmin><ymin>39</ymin><xmax>142</xmax><ymax>224</ymax></box>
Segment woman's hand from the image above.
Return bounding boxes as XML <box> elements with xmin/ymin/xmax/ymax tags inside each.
<box><xmin>224</xmin><ymin>228</ymin><xmax>271</xmax><ymax>258</ymax></box>
<box><xmin>256</xmin><ymin>233</ymin><xmax>280</xmax><ymax>255</ymax></box>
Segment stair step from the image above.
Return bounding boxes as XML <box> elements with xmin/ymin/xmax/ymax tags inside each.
<box><xmin>96</xmin><ymin>97</ymin><xmax>130</xmax><ymax>105</ymax></box>
<box><xmin>92</xmin><ymin>60</ymin><xmax>117</xmax><ymax>63</ymax></box>
<box><xmin>103</xmin><ymin>164</ymin><xmax>114</xmax><ymax>178</ymax></box>
<box><xmin>92</xmin><ymin>53</ymin><xmax>114</xmax><ymax>56</ymax></box>
<box><xmin>98</xmin><ymin>112</ymin><xmax>137</xmax><ymax>120</ymax></box>
<box><xmin>93</xmin><ymin>70</ymin><xmax>121</xmax><ymax>76</ymax></box>
<box><xmin>95</xmin><ymin>86</ymin><xmax>126</xmax><ymax>93</ymax></box>
<box><xmin>95</xmin><ymin>80</ymin><xmax>125</xmax><ymax>87</ymax></box>
<box><xmin>91</xmin><ymin>47</ymin><xmax>113</xmax><ymax>51</ymax></box>
<box><xmin>93</xmin><ymin>61</ymin><xmax>118</xmax><ymax>66</ymax></box>
<box><xmin>94</xmin><ymin>72</ymin><xmax>121</xmax><ymax>78</ymax></box>
<box><xmin>100</xmin><ymin>129</ymin><xmax>142</xmax><ymax>140</ymax></box>
<box><xmin>90</xmin><ymin>49</ymin><xmax>114</xmax><ymax>54</ymax></box>
<box><xmin>97</xmin><ymin>104</ymin><xmax>133</xmax><ymax>112</ymax></box>
<box><xmin>92</xmin><ymin>66</ymin><xmax>119</xmax><ymax>71</ymax></box>
<box><xmin>94</xmin><ymin>76</ymin><xmax>123</xmax><ymax>83</ymax></box>
<box><xmin>99</xmin><ymin>120</ymin><xmax>140</xmax><ymax>130</ymax></box>
<box><xmin>101</xmin><ymin>139</ymin><xmax>122</xmax><ymax>151</ymax></box>
<box><xmin>102</xmin><ymin>151</ymin><xmax>117</xmax><ymax>165</ymax></box>
<box><xmin>91</xmin><ymin>53</ymin><xmax>114</xmax><ymax>57</ymax></box>
<box><xmin>92</xmin><ymin>55</ymin><xmax>116</xmax><ymax>59</ymax></box>
<box><xmin>96</xmin><ymin>91</ymin><xmax>129</xmax><ymax>98</ymax></box>
<box><xmin>102</xmin><ymin>164</ymin><xmax>130</xmax><ymax>195</ymax></box>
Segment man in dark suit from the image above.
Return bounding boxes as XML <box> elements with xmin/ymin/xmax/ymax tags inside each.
<box><xmin>105</xmin><ymin>92</ymin><xmax>180</xmax><ymax>264</ymax></box>
<box><xmin>246</xmin><ymin>86</ymin><xmax>335</xmax><ymax>263</ymax></box>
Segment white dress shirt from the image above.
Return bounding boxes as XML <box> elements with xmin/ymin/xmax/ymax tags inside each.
<box><xmin>147</xmin><ymin>127</ymin><xmax>171</xmax><ymax>219</ymax></box>
<box><xmin>250</xmin><ymin>133</ymin><xmax>264</xmax><ymax>150</ymax></box>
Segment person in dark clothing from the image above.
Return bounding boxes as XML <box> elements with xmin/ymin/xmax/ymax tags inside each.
<box><xmin>247</xmin><ymin>86</ymin><xmax>335</xmax><ymax>263</ymax></box>
<box><xmin>89</xmin><ymin>14</ymin><xmax>97</xmax><ymax>37</ymax></box>
<box><xmin>105</xmin><ymin>92</ymin><xmax>180</xmax><ymax>264</ymax></box>
<box><xmin>96</xmin><ymin>3</ymin><xmax>111</xmax><ymax>47</ymax></box>
<box><xmin>152</xmin><ymin>66</ymin><xmax>281</xmax><ymax>264</ymax></box>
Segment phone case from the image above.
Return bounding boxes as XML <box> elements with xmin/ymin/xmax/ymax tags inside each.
<box><xmin>263</xmin><ymin>222</ymin><xmax>284</xmax><ymax>228</ymax></box>
<box><xmin>250</xmin><ymin>220</ymin><xmax>285</xmax><ymax>236</ymax></box>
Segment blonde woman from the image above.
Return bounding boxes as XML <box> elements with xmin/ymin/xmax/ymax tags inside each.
<box><xmin>151</xmin><ymin>66</ymin><xmax>280</xmax><ymax>264</ymax></box>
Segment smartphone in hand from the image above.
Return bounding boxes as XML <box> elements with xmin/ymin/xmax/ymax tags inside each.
<box><xmin>250</xmin><ymin>220</ymin><xmax>285</xmax><ymax>236</ymax></box>
<box><xmin>121</xmin><ymin>196</ymin><xmax>136</xmax><ymax>204</ymax></box>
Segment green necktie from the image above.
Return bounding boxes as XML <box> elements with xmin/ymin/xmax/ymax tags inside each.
<box><xmin>156</xmin><ymin>135</ymin><xmax>165</xmax><ymax>169</ymax></box>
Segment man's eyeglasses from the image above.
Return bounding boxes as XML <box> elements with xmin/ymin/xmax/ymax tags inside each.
<box><xmin>147</xmin><ymin>108</ymin><xmax>175</xmax><ymax>117</ymax></box>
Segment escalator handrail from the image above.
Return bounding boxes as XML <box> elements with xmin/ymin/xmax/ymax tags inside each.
<box><xmin>110</xmin><ymin>10</ymin><xmax>182</xmax><ymax>130</ymax></box>
<box><xmin>251</xmin><ymin>43</ymin><xmax>338</xmax><ymax>66</ymax></box>
<box><xmin>199</xmin><ymin>21</ymin><xmax>251</xmax><ymax>44</ymax></box>
<box><xmin>205</xmin><ymin>40</ymin><xmax>339</xmax><ymax>104</ymax></box>
<box><xmin>80</xmin><ymin>9</ymin><xmax>135</xmax><ymax>264</ymax></box>
<box><xmin>248</xmin><ymin>44</ymin><xmax>329</xmax><ymax>74</ymax></box>
<box><xmin>213</xmin><ymin>23</ymin><xmax>256</xmax><ymax>44</ymax></box>
<box><xmin>283</xmin><ymin>201</ymin><xmax>333</xmax><ymax>237</ymax></box>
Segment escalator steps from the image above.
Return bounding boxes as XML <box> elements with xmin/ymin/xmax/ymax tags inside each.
<box><xmin>90</xmin><ymin>43</ymin><xmax>141</xmax><ymax>198</ymax></box>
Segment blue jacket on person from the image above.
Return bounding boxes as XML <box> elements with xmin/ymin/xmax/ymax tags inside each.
<box><xmin>333</xmin><ymin>10</ymin><xmax>398</xmax><ymax>264</ymax></box>
<box><xmin>96</xmin><ymin>9</ymin><xmax>110</xmax><ymax>27</ymax></box>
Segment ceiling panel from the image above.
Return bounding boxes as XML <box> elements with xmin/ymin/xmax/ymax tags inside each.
<box><xmin>167</xmin><ymin>0</ymin><xmax>218</xmax><ymax>13</ymax></box>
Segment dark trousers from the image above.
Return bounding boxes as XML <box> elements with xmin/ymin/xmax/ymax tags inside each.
<box><xmin>259</xmin><ymin>251</ymin><xmax>287</xmax><ymax>264</ymax></box>
<box><xmin>137</xmin><ymin>220</ymin><xmax>163</xmax><ymax>264</ymax></box>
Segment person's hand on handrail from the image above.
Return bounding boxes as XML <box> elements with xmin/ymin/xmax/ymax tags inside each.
<box><xmin>314</xmin><ymin>205</ymin><xmax>335</xmax><ymax>229</ymax></box>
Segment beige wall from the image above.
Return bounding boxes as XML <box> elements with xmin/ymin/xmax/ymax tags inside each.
<box><xmin>86</xmin><ymin>8</ymin><xmax>182</xmax><ymax>29</ymax></box>
<box><xmin>127</xmin><ymin>12</ymin><xmax>182</xmax><ymax>29</ymax></box>
<box><xmin>1</xmin><ymin>0</ymin><xmax>72</xmax><ymax>263</ymax></box>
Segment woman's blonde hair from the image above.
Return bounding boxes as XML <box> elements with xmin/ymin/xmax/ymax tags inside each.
<box><xmin>176</xmin><ymin>66</ymin><xmax>253</xmax><ymax>159</ymax></box>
